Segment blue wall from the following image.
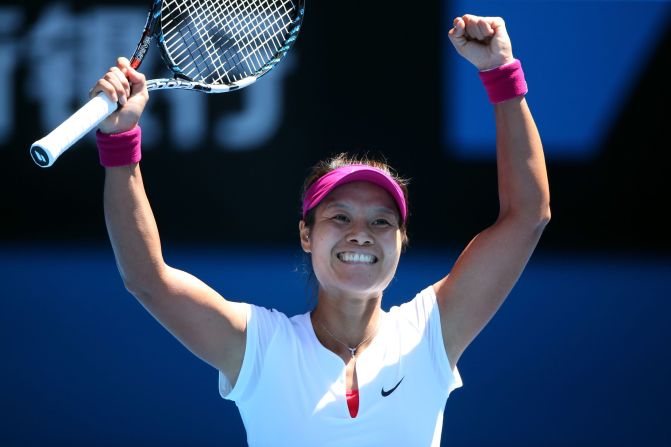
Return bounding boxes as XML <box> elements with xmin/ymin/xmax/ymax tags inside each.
<box><xmin>2</xmin><ymin>246</ymin><xmax>669</xmax><ymax>446</ymax></box>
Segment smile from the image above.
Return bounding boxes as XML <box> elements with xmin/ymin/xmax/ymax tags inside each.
<box><xmin>337</xmin><ymin>252</ymin><xmax>378</xmax><ymax>264</ymax></box>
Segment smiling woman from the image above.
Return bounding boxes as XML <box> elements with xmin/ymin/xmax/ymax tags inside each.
<box><xmin>295</xmin><ymin>162</ymin><xmax>411</xmax><ymax>420</ymax></box>
<box><xmin>86</xmin><ymin>12</ymin><xmax>548</xmax><ymax>447</ymax></box>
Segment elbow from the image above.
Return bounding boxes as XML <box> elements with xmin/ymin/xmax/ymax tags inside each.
<box><xmin>500</xmin><ymin>201</ymin><xmax>551</xmax><ymax>233</ymax></box>
<box><xmin>120</xmin><ymin>269</ymin><xmax>165</xmax><ymax>303</ymax></box>
<box><xmin>538</xmin><ymin>203</ymin><xmax>551</xmax><ymax>229</ymax></box>
<box><xmin>121</xmin><ymin>261</ymin><xmax>176</xmax><ymax>305</ymax></box>
<box><xmin>122</xmin><ymin>277</ymin><xmax>153</xmax><ymax>302</ymax></box>
<box><xmin>115</xmin><ymin>257</ymin><xmax>169</xmax><ymax>300</ymax></box>
<box><xmin>528</xmin><ymin>202</ymin><xmax>551</xmax><ymax>233</ymax></box>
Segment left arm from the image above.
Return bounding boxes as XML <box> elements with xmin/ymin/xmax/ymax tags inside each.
<box><xmin>435</xmin><ymin>15</ymin><xmax>551</xmax><ymax>369</ymax></box>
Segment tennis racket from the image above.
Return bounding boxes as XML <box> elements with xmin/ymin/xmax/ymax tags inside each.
<box><xmin>30</xmin><ymin>0</ymin><xmax>305</xmax><ymax>168</ymax></box>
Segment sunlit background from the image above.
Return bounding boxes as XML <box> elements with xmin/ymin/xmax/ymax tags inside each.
<box><xmin>2</xmin><ymin>0</ymin><xmax>670</xmax><ymax>445</ymax></box>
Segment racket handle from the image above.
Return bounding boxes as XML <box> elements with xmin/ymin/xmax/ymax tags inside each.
<box><xmin>29</xmin><ymin>93</ymin><xmax>118</xmax><ymax>167</ymax></box>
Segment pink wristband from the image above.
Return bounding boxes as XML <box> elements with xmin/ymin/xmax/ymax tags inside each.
<box><xmin>96</xmin><ymin>126</ymin><xmax>142</xmax><ymax>167</ymax></box>
<box><xmin>478</xmin><ymin>59</ymin><xmax>528</xmax><ymax>104</ymax></box>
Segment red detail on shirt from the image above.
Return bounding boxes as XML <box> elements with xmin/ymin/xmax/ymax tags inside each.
<box><xmin>346</xmin><ymin>389</ymin><xmax>359</xmax><ymax>418</ymax></box>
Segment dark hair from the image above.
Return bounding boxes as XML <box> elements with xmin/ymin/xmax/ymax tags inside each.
<box><xmin>300</xmin><ymin>152</ymin><xmax>410</xmax><ymax>248</ymax></box>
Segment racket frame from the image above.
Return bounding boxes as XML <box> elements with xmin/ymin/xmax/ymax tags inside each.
<box><xmin>136</xmin><ymin>0</ymin><xmax>305</xmax><ymax>93</ymax></box>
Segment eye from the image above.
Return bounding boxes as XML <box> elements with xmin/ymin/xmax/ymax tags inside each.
<box><xmin>372</xmin><ymin>218</ymin><xmax>392</xmax><ymax>226</ymax></box>
<box><xmin>332</xmin><ymin>214</ymin><xmax>350</xmax><ymax>223</ymax></box>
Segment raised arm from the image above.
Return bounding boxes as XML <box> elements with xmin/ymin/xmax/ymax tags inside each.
<box><xmin>435</xmin><ymin>15</ymin><xmax>551</xmax><ymax>369</ymax></box>
<box><xmin>94</xmin><ymin>57</ymin><xmax>247</xmax><ymax>384</ymax></box>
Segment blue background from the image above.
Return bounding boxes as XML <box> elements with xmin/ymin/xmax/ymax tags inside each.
<box><xmin>2</xmin><ymin>246</ymin><xmax>670</xmax><ymax>446</ymax></box>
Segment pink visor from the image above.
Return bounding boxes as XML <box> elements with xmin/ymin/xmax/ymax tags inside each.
<box><xmin>302</xmin><ymin>164</ymin><xmax>407</xmax><ymax>223</ymax></box>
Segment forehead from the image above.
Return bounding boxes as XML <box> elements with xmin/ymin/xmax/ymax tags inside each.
<box><xmin>321</xmin><ymin>181</ymin><xmax>398</xmax><ymax>212</ymax></box>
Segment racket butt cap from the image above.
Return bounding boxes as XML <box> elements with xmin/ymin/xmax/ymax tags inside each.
<box><xmin>30</xmin><ymin>143</ymin><xmax>54</xmax><ymax>168</ymax></box>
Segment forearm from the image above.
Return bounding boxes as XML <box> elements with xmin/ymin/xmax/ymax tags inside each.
<box><xmin>104</xmin><ymin>163</ymin><xmax>167</xmax><ymax>295</ymax></box>
<box><xmin>494</xmin><ymin>97</ymin><xmax>550</xmax><ymax>224</ymax></box>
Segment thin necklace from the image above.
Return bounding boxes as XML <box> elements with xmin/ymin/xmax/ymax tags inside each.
<box><xmin>315</xmin><ymin>316</ymin><xmax>379</xmax><ymax>359</ymax></box>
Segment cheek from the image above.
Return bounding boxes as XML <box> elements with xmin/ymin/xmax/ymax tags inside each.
<box><xmin>389</xmin><ymin>243</ymin><xmax>402</xmax><ymax>268</ymax></box>
<box><xmin>309</xmin><ymin>234</ymin><xmax>336</xmax><ymax>266</ymax></box>
<box><xmin>379</xmin><ymin>232</ymin><xmax>403</xmax><ymax>267</ymax></box>
<box><xmin>388</xmin><ymin>230</ymin><xmax>403</xmax><ymax>251</ymax></box>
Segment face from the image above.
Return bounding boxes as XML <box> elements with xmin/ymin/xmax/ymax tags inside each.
<box><xmin>300</xmin><ymin>181</ymin><xmax>403</xmax><ymax>300</ymax></box>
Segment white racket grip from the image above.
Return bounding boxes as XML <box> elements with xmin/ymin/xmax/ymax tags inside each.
<box><xmin>30</xmin><ymin>93</ymin><xmax>118</xmax><ymax>167</ymax></box>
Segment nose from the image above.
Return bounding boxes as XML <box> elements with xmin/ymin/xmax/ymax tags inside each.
<box><xmin>347</xmin><ymin>224</ymin><xmax>373</xmax><ymax>246</ymax></box>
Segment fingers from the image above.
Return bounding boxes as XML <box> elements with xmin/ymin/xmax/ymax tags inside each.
<box><xmin>448</xmin><ymin>14</ymin><xmax>513</xmax><ymax>70</ymax></box>
<box><xmin>90</xmin><ymin>66</ymin><xmax>130</xmax><ymax>105</ymax></box>
<box><xmin>450</xmin><ymin>17</ymin><xmax>465</xmax><ymax>37</ymax></box>
<box><xmin>116</xmin><ymin>56</ymin><xmax>147</xmax><ymax>98</ymax></box>
<box><xmin>454</xmin><ymin>14</ymin><xmax>503</xmax><ymax>41</ymax></box>
<box><xmin>89</xmin><ymin>57</ymin><xmax>147</xmax><ymax>105</ymax></box>
<box><xmin>448</xmin><ymin>16</ymin><xmax>467</xmax><ymax>46</ymax></box>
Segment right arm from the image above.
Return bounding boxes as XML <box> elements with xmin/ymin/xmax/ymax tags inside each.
<box><xmin>95</xmin><ymin>58</ymin><xmax>247</xmax><ymax>385</ymax></box>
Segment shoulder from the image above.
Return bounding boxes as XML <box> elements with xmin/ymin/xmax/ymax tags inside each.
<box><xmin>221</xmin><ymin>306</ymin><xmax>307</xmax><ymax>401</ymax></box>
<box><xmin>388</xmin><ymin>285</ymin><xmax>439</xmax><ymax>330</ymax></box>
<box><xmin>247</xmin><ymin>305</ymin><xmax>313</xmax><ymax>347</ymax></box>
<box><xmin>248</xmin><ymin>304</ymin><xmax>291</xmax><ymax>327</ymax></box>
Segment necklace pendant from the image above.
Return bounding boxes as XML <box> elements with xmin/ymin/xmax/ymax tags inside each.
<box><xmin>349</xmin><ymin>347</ymin><xmax>356</xmax><ymax>358</ymax></box>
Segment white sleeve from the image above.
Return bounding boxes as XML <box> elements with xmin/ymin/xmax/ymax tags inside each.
<box><xmin>396</xmin><ymin>286</ymin><xmax>463</xmax><ymax>395</ymax></box>
<box><xmin>218</xmin><ymin>303</ymin><xmax>290</xmax><ymax>401</ymax></box>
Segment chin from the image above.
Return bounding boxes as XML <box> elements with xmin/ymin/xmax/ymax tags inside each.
<box><xmin>332</xmin><ymin>276</ymin><xmax>393</xmax><ymax>299</ymax></box>
<box><xmin>314</xmin><ymin>265</ymin><xmax>397</xmax><ymax>299</ymax></box>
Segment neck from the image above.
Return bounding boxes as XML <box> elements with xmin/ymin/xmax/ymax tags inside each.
<box><xmin>311</xmin><ymin>289</ymin><xmax>382</xmax><ymax>357</ymax></box>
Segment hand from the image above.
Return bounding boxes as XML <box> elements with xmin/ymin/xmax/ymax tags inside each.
<box><xmin>89</xmin><ymin>57</ymin><xmax>149</xmax><ymax>134</ymax></box>
<box><xmin>448</xmin><ymin>15</ymin><xmax>515</xmax><ymax>71</ymax></box>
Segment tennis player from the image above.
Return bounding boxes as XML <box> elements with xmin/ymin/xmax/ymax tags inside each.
<box><xmin>91</xmin><ymin>14</ymin><xmax>549</xmax><ymax>446</ymax></box>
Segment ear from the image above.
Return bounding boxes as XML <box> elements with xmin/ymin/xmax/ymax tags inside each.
<box><xmin>299</xmin><ymin>220</ymin><xmax>311</xmax><ymax>253</ymax></box>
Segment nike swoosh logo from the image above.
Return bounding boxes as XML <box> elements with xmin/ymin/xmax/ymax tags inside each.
<box><xmin>381</xmin><ymin>377</ymin><xmax>404</xmax><ymax>397</ymax></box>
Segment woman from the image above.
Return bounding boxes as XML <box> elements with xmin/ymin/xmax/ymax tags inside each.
<box><xmin>92</xmin><ymin>13</ymin><xmax>549</xmax><ymax>446</ymax></box>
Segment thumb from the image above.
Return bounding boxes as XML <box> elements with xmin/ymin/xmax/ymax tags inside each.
<box><xmin>489</xmin><ymin>17</ymin><xmax>515</xmax><ymax>65</ymax></box>
<box><xmin>125</xmin><ymin>66</ymin><xmax>147</xmax><ymax>92</ymax></box>
<box><xmin>117</xmin><ymin>56</ymin><xmax>131</xmax><ymax>71</ymax></box>
<box><xmin>490</xmin><ymin>17</ymin><xmax>509</xmax><ymax>40</ymax></box>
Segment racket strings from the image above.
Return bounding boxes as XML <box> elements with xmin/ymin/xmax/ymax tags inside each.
<box><xmin>219</xmin><ymin>0</ymin><xmax>277</xmax><ymax>73</ymax></box>
<box><xmin>160</xmin><ymin>0</ymin><xmax>296</xmax><ymax>84</ymax></box>
<box><xmin>214</xmin><ymin>0</ymin><xmax>295</xmax><ymax>79</ymax></box>
<box><xmin>222</xmin><ymin>0</ymin><xmax>293</xmax><ymax>76</ymax></box>
<box><xmin>194</xmin><ymin>0</ymin><xmax>293</xmax><ymax>82</ymax></box>
<box><xmin>162</xmin><ymin>0</ymin><xmax>221</xmax><ymax>78</ymax></box>
<box><xmin>181</xmin><ymin>0</ymin><xmax>240</xmax><ymax>81</ymax></box>
<box><xmin>222</xmin><ymin>0</ymin><xmax>291</xmax><ymax>62</ymax></box>
<box><xmin>209</xmin><ymin>0</ymin><xmax>295</xmax><ymax>80</ymax></box>
<box><xmin>201</xmin><ymin>0</ymin><xmax>271</xmax><ymax>80</ymax></box>
<box><xmin>163</xmin><ymin>0</ymin><xmax>237</xmax><ymax>80</ymax></box>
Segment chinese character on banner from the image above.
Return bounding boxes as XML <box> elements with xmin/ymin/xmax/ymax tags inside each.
<box><xmin>0</xmin><ymin>7</ymin><xmax>24</xmax><ymax>146</ymax></box>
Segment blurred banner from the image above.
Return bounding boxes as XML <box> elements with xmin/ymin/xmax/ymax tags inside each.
<box><xmin>444</xmin><ymin>0</ymin><xmax>671</xmax><ymax>161</ymax></box>
<box><xmin>1</xmin><ymin>1</ymin><xmax>670</xmax><ymax>253</ymax></box>
<box><xmin>0</xmin><ymin>4</ymin><xmax>297</xmax><ymax>152</ymax></box>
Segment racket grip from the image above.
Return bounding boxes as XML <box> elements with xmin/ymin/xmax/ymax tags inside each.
<box><xmin>29</xmin><ymin>93</ymin><xmax>118</xmax><ymax>167</ymax></box>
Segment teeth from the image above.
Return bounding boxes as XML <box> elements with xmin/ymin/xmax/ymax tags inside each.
<box><xmin>338</xmin><ymin>252</ymin><xmax>376</xmax><ymax>264</ymax></box>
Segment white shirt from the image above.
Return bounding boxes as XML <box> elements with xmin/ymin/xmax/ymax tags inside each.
<box><xmin>219</xmin><ymin>286</ymin><xmax>462</xmax><ymax>446</ymax></box>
